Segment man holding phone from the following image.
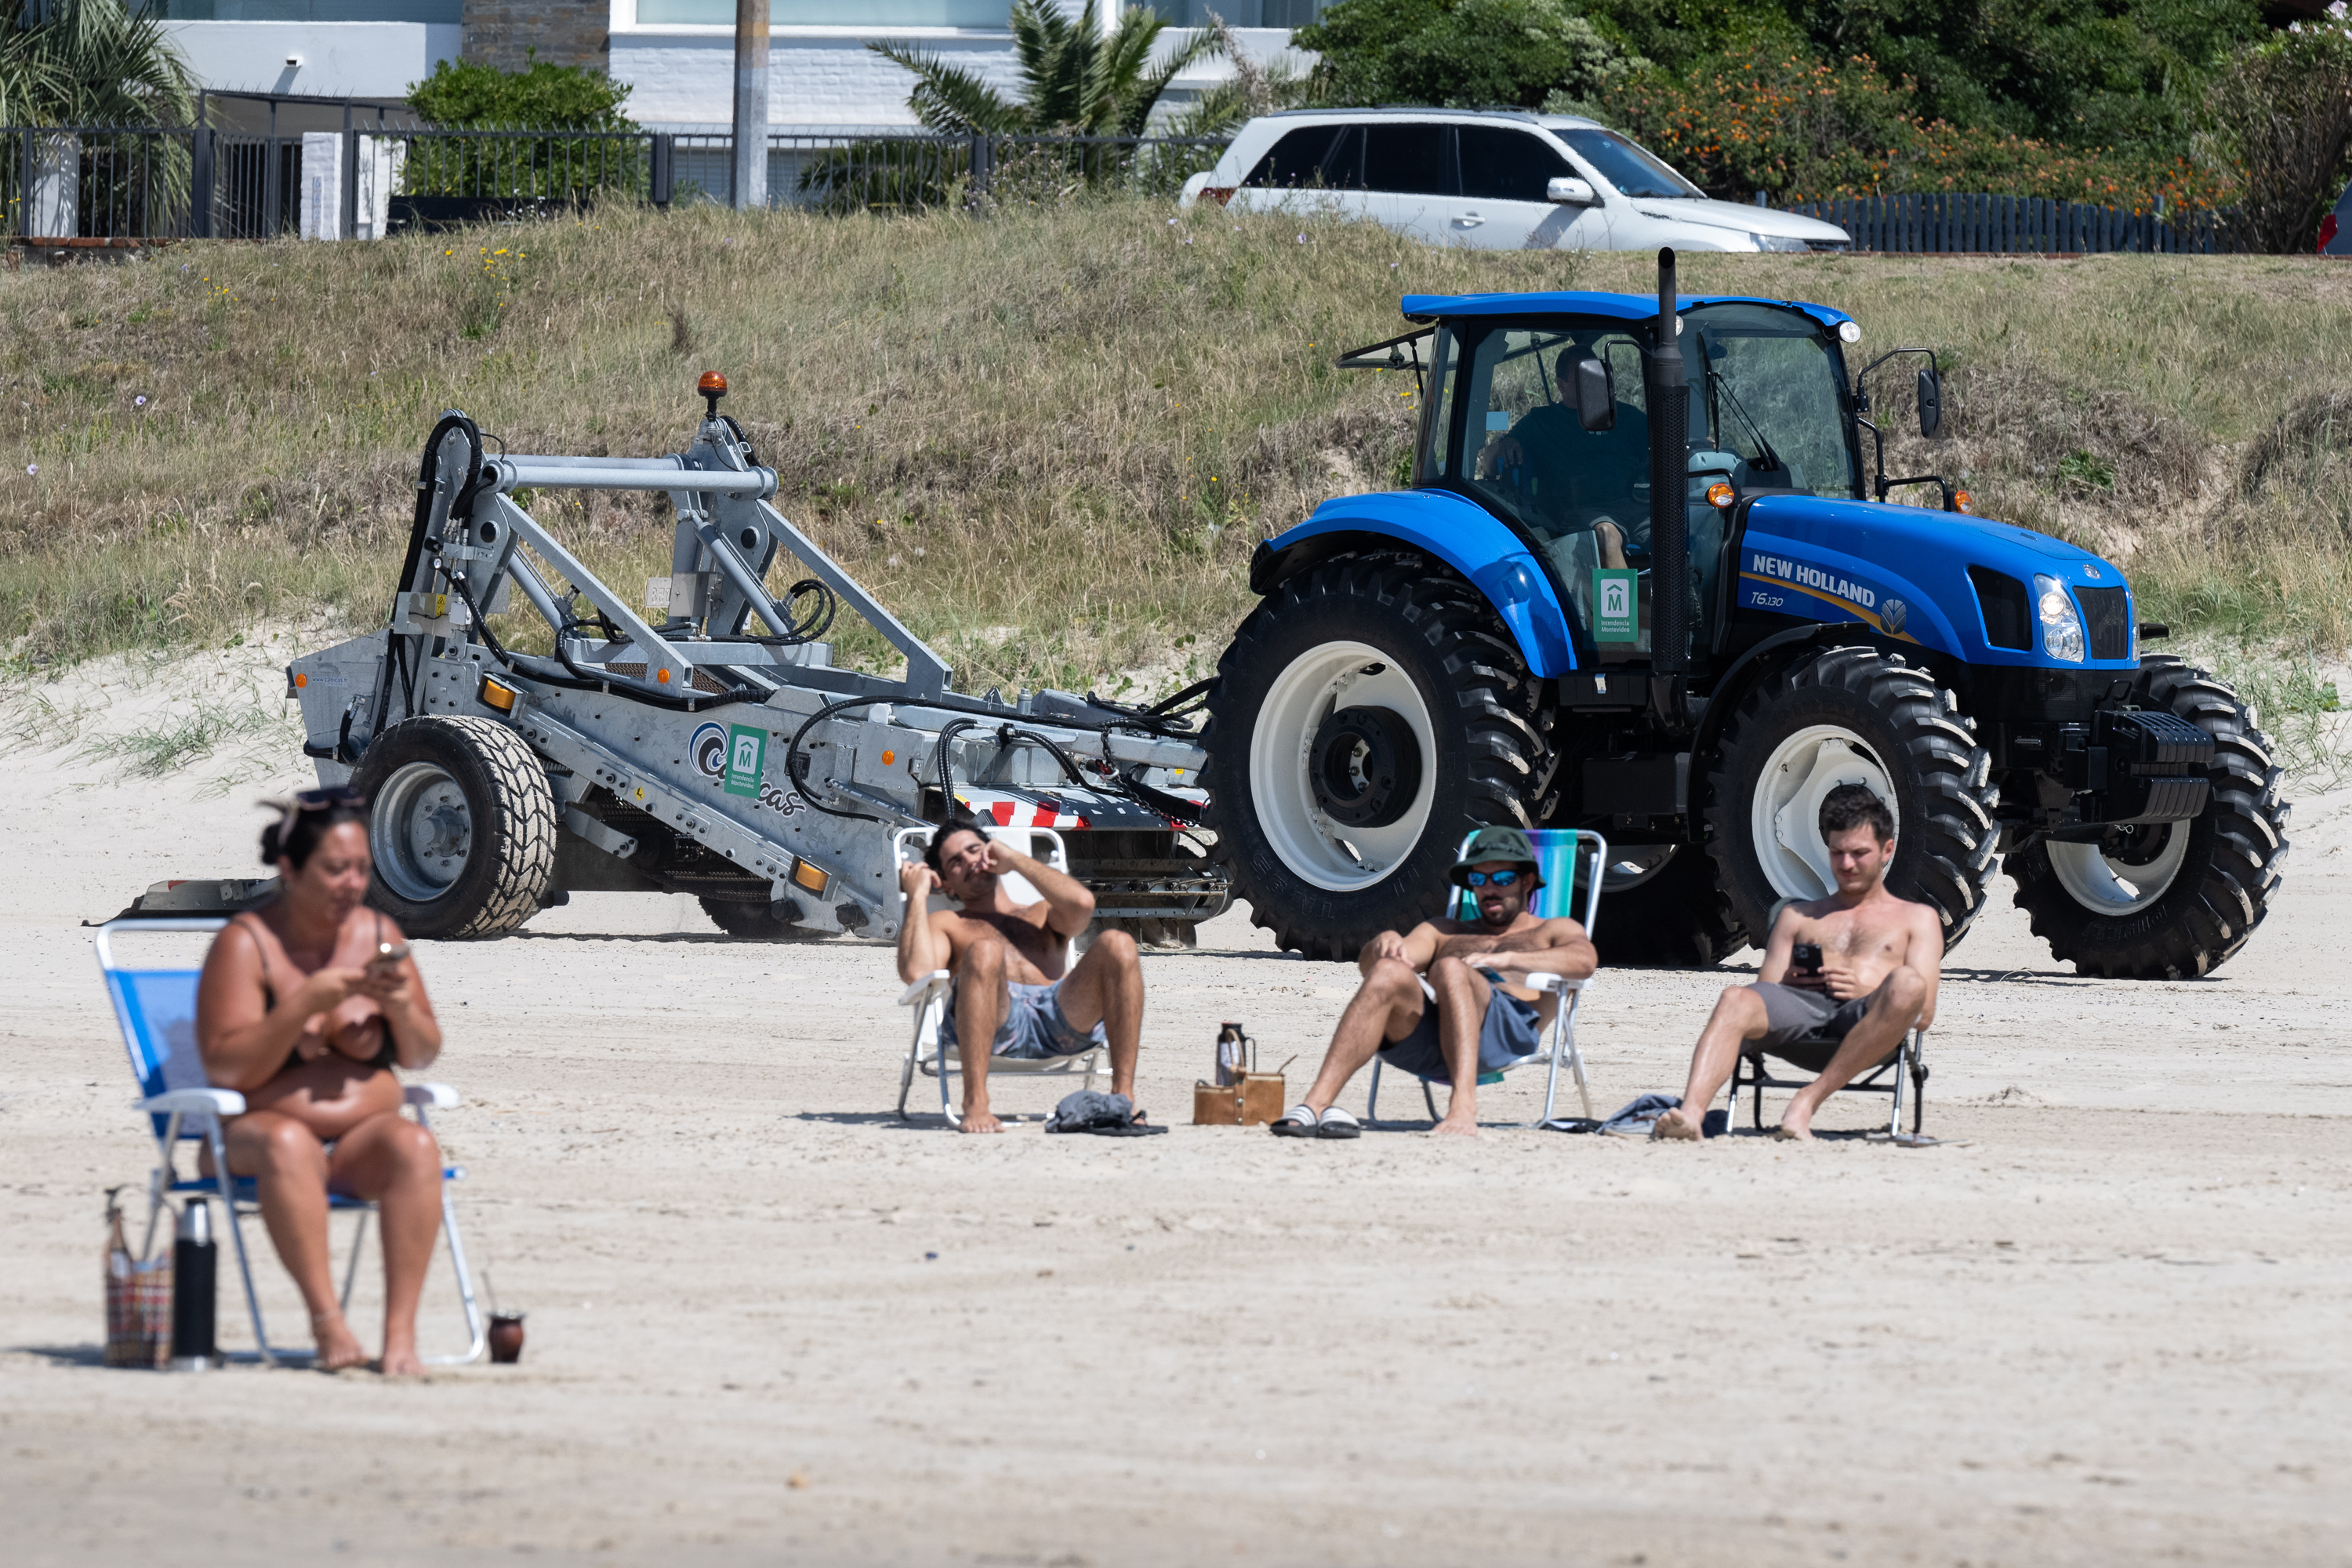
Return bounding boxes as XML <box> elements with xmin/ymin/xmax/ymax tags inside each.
<box><xmin>1652</xmin><ymin>784</ymin><xmax>1940</xmax><ymax>1142</ymax></box>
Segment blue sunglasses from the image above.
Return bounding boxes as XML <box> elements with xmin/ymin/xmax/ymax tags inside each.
<box><xmin>1461</xmin><ymin>869</ymin><xmax>1523</xmax><ymax>888</ymax></box>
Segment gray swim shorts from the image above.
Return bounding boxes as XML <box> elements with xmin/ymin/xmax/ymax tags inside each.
<box><xmin>939</xmin><ymin>976</ymin><xmax>1108</xmax><ymax>1060</ymax></box>
<box><xmin>1378</xmin><ymin>968</ymin><xmax>1544</xmax><ymax>1084</ymax></box>
<box><xmin>1751</xmin><ymin>982</ymin><xmax>1872</xmax><ymax>1051</ymax></box>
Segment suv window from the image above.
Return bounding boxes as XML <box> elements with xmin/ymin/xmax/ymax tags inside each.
<box><xmin>1458</xmin><ymin>125</ymin><xmax>1574</xmax><ymax>203</ymax></box>
<box><xmin>1245</xmin><ymin>124</ymin><xmax>1363</xmax><ymax>190</ymax></box>
<box><xmin>1363</xmin><ymin>123</ymin><xmax>1454</xmax><ymax>195</ymax></box>
<box><xmin>1555</xmin><ymin>129</ymin><xmax>1700</xmax><ymax>199</ymax></box>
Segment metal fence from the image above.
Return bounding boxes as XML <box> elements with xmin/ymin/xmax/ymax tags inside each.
<box><xmin>5</xmin><ymin>124</ymin><xmax>1232</xmax><ymax>242</ymax></box>
<box><xmin>1786</xmin><ymin>191</ymin><xmax>2245</xmax><ymax>254</ymax></box>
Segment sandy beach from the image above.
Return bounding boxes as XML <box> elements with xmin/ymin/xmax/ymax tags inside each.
<box><xmin>6</xmin><ymin>642</ymin><xmax>2350</xmax><ymax>1566</ymax></box>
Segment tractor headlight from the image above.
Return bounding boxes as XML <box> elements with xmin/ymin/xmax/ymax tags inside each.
<box><xmin>2034</xmin><ymin>574</ymin><xmax>2085</xmax><ymax>662</ymax></box>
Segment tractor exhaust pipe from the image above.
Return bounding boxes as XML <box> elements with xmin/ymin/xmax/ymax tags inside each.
<box><xmin>1646</xmin><ymin>247</ymin><xmax>1689</xmax><ymax>676</ymax></box>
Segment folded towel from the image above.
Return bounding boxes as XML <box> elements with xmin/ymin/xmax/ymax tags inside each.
<box><xmin>1045</xmin><ymin>1089</ymin><xmax>1167</xmax><ymax>1136</ymax></box>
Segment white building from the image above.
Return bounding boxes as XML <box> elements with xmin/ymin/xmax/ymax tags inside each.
<box><xmin>148</xmin><ymin>1</ymin><xmax>1308</xmax><ymax>132</ymax></box>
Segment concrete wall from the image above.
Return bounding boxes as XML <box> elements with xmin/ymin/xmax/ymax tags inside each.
<box><xmin>162</xmin><ymin>20</ymin><xmax>461</xmax><ymax>97</ymax></box>
<box><xmin>463</xmin><ymin>0</ymin><xmax>612</xmax><ymax>69</ymax></box>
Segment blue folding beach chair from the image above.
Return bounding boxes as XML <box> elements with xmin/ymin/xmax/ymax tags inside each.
<box><xmin>1365</xmin><ymin>829</ymin><xmax>1607</xmax><ymax>1127</ymax></box>
<box><xmin>96</xmin><ymin>917</ymin><xmax>486</xmax><ymax>1366</ymax></box>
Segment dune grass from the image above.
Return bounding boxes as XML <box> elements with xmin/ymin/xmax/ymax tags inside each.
<box><xmin>5</xmin><ymin>201</ymin><xmax>2352</xmax><ymax>773</ymax></box>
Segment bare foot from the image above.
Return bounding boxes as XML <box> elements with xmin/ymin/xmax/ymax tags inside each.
<box><xmin>1774</xmin><ymin>1100</ymin><xmax>1820</xmax><ymax>1141</ymax></box>
<box><xmin>1432</xmin><ymin>1113</ymin><xmax>1480</xmax><ymax>1138</ymax></box>
<box><xmin>1650</xmin><ymin>1108</ymin><xmax>1704</xmax><ymax>1142</ymax></box>
<box><xmin>378</xmin><ymin>1340</ymin><xmax>425</xmax><ymax>1377</ymax></box>
<box><xmin>958</xmin><ymin>1108</ymin><xmax>1004</xmax><ymax>1134</ymax></box>
<box><xmin>312</xmin><ymin>1310</ymin><xmax>368</xmax><ymax>1370</ymax></box>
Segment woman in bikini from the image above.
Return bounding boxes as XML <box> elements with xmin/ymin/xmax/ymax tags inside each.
<box><xmin>195</xmin><ymin>788</ymin><xmax>445</xmax><ymax>1374</ymax></box>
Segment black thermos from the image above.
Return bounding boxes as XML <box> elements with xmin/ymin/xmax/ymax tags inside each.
<box><xmin>169</xmin><ymin>1199</ymin><xmax>216</xmax><ymax>1370</ymax></box>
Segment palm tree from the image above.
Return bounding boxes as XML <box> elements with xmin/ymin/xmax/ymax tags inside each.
<box><xmin>0</xmin><ymin>0</ymin><xmax>197</xmax><ymax>127</ymax></box>
<box><xmin>873</xmin><ymin>0</ymin><xmax>1210</xmax><ymax>139</ymax></box>
<box><xmin>1</xmin><ymin>1</ymin><xmax>198</xmax><ymax>239</ymax></box>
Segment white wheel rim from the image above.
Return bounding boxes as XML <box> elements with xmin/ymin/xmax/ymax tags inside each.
<box><xmin>372</xmin><ymin>760</ymin><xmax>473</xmax><ymax>903</ymax></box>
<box><xmin>1748</xmin><ymin>724</ymin><xmax>1898</xmax><ymax>901</ymax></box>
<box><xmin>2046</xmin><ymin>826</ymin><xmax>2189</xmax><ymax>916</ymax></box>
<box><xmin>1249</xmin><ymin>640</ymin><xmax>1438</xmax><ymax>892</ymax></box>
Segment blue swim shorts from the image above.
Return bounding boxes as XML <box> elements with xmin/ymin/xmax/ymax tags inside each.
<box><xmin>1377</xmin><ymin>968</ymin><xmax>1543</xmax><ymax>1084</ymax></box>
<box><xmin>939</xmin><ymin>976</ymin><xmax>1108</xmax><ymax>1060</ymax></box>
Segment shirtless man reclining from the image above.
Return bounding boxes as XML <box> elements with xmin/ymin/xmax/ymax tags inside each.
<box><xmin>1271</xmin><ymin>826</ymin><xmax>1597</xmax><ymax>1139</ymax></box>
<box><xmin>1653</xmin><ymin>784</ymin><xmax>1940</xmax><ymax>1142</ymax></box>
<box><xmin>895</xmin><ymin>814</ymin><xmax>1144</xmax><ymax>1134</ymax></box>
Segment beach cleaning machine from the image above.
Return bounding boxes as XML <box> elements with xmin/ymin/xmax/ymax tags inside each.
<box><xmin>144</xmin><ymin>376</ymin><xmax>1228</xmax><ymax>942</ymax></box>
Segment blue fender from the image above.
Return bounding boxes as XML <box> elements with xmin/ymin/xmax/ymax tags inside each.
<box><xmin>1253</xmin><ymin>491</ymin><xmax>1580</xmax><ymax>675</ymax></box>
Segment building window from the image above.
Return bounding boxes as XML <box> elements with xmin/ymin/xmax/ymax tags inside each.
<box><xmin>637</xmin><ymin>0</ymin><xmax>1016</xmax><ymax>23</ymax></box>
<box><xmin>140</xmin><ymin>1</ymin><xmax>463</xmax><ymax>19</ymax></box>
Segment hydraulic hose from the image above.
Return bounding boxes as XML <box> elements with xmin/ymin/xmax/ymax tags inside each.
<box><xmin>444</xmin><ymin>568</ymin><xmax>764</xmax><ymax>713</ymax></box>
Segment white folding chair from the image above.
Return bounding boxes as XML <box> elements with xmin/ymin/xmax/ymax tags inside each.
<box><xmin>1366</xmin><ymin>829</ymin><xmax>1607</xmax><ymax>1128</ymax></box>
<box><xmin>96</xmin><ymin>917</ymin><xmax>487</xmax><ymax>1366</ymax></box>
<box><xmin>892</xmin><ymin>825</ymin><xmax>1112</xmax><ymax>1126</ymax></box>
<box><xmin>1728</xmin><ymin>1026</ymin><xmax>1932</xmax><ymax>1142</ymax></box>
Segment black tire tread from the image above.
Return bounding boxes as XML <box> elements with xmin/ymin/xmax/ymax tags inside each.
<box><xmin>356</xmin><ymin>716</ymin><xmax>557</xmax><ymax>940</ymax></box>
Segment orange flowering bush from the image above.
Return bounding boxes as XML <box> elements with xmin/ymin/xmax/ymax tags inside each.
<box><xmin>1595</xmin><ymin>44</ymin><xmax>2234</xmax><ymax>215</ymax></box>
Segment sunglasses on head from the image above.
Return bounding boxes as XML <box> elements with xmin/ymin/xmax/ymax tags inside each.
<box><xmin>292</xmin><ymin>786</ymin><xmax>366</xmax><ymax>811</ymax></box>
<box><xmin>1461</xmin><ymin>869</ymin><xmax>1522</xmax><ymax>888</ymax></box>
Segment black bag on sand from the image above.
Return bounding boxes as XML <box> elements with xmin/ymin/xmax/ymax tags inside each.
<box><xmin>1046</xmin><ymin>1090</ymin><xmax>1167</xmax><ymax>1136</ymax></box>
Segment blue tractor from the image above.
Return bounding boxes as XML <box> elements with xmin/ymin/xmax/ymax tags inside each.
<box><xmin>1203</xmin><ymin>252</ymin><xmax>2287</xmax><ymax>977</ymax></box>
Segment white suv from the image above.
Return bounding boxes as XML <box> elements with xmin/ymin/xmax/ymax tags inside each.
<box><xmin>1178</xmin><ymin>108</ymin><xmax>1849</xmax><ymax>253</ymax></box>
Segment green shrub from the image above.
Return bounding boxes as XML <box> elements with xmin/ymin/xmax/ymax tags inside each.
<box><xmin>1294</xmin><ymin>0</ymin><xmax>1646</xmax><ymax>111</ymax></box>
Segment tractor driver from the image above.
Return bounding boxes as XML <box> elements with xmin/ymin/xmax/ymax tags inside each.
<box><xmin>895</xmin><ymin>813</ymin><xmax>1145</xmax><ymax>1134</ymax></box>
<box><xmin>1475</xmin><ymin>339</ymin><xmax>1648</xmax><ymax>568</ymax></box>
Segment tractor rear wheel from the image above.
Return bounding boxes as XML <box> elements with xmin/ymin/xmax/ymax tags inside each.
<box><xmin>352</xmin><ymin>717</ymin><xmax>557</xmax><ymax>939</ymax></box>
<box><xmin>2008</xmin><ymin>657</ymin><xmax>2288</xmax><ymax>978</ymax></box>
<box><xmin>1705</xmin><ymin>646</ymin><xmax>1999</xmax><ymax>952</ymax></box>
<box><xmin>1203</xmin><ymin>552</ymin><xmax>1544</xmax><ymax>960</ymax></box>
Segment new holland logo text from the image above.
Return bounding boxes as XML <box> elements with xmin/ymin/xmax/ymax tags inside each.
<box><xmin>1745</xmin><ymin>553</ymin><xmax>1877</xmax><ymax>610</ymax></box>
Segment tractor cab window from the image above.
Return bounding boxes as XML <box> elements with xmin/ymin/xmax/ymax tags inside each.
<box><xmin>1679</xmin><ymin>303</ymin><xmax>1860</xmax><ymax>501</ymax></box>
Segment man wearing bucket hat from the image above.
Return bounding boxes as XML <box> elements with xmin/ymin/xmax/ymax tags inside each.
<box><xmin>1271</xmin><ymin>826</ymin><xmax>1597</xmax><ymax>1139</ymax></box>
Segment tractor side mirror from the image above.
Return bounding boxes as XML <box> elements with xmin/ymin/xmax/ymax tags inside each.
<box><xmin>1916</xmin><ymin>366</ymin><xmax>1943</xmax><ymax>438</ymax></box>
<box><xmin>1546</xmin><ymin>176</ymin><xmax>1598</xmax><ymax>207</ymax></box>
<box><xmin>1573</xmin><ymin>357</ymin><xmax>1614</xmax><ymax>431</ymax></box>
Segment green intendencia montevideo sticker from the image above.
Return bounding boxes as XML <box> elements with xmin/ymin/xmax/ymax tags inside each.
<box><xmin>1594</xmin><ymin>568</ymin><xmax>1638</xmax><ymax>641</ymax></box>
<box><xmin>724</xmin><ymin>724</ymin><xmax>767</xmax><ymax>797</ymax></box>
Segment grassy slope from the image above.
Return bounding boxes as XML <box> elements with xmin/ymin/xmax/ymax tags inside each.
<box><xmin>5</xmin><ymin>201</ymin><xmax>2350</xmax><ymax>760</ymax></box>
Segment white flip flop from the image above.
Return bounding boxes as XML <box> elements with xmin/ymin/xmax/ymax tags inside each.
<box><xmin>1314</xmin><ymin>1105</ymin><xmax>1363</xmax><ymax>1140</ymax></box>
<box><xmin>1270</xmin><ymin>1104</ymin><xmax>1321</xmax><ymax>1138</ymax></box>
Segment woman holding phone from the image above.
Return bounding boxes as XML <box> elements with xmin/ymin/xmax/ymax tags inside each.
<box><xmin>195</xmin><ymin>787</ymin><xmax>446</xmax><ymax>1374</ymax></box>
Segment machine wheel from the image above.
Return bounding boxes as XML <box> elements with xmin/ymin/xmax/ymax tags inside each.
<box><xmin>1705</xmin><ymin>646</ymin><xmax>1998</xmax><ymax>952</ymax></box>
<box><xmin>2009</xmin><ymin>656</ymin><xmax>2288</xmax><ymax>978</ymax></box>
<box><xmin>1203</xmin><ymin>552</ymin><xmax>1544</xmax><ymax>960</ymax></box>
<box><xmin>698</xmin><ymin>895</ymin><xmax>833</xmax><ymax>940</ymax></box>
<box><xmin>351</xmin><ymin>717</ymin><xmax>558</xmax><ymax>939</ymax></box>
<box><xmin>1588</xmin><ymin>844</ymin><xmax>1747</xmax><ymax>967</ymax></box>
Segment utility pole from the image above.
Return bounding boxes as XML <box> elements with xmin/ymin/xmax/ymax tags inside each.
<box><xmin>732</xmin><ymin>0</ymin><xmax>769</xmax><ymax>211</ymax></box>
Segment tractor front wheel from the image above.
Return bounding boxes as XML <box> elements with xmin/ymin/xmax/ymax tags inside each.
<box><xmin>2008</xmin><ymin>657</ymin><xmax>2288</xmax><ymax>978</ymax></box>
<box><xmin>1705</xmin><ymin>646</ymin><xmax>1999</xmax><ymax>952</ymax></box>
<box><xmin>699</xmin><ymin>895</ymin><xmax>836</xmax><ymax>940</ymax></box>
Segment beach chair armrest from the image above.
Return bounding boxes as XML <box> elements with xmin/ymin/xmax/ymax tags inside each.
<box><xmin>898</xmin><ymin>970</ymin><xmax>953</xmax><ymax>1007</ymax></box>
<box><xmin>404</xmin><ymin>1083</ymin><xmax>462</xmax><ymax>1109</ymax></box>
<box><xmin>1520</xmin><ymin>972</ymin><xmax>1590</xmax><ymax>996</ymax></box>
<box><xmin>142</xmin><ymin>1087</ymin><xmax>245</xmax><ymax>1119</ymax></box>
